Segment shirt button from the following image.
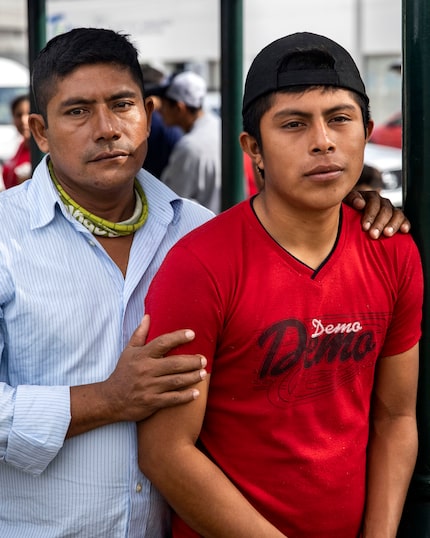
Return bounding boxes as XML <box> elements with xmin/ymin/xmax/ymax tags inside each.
<box><xmin>136</xmin><ymin>483</ymin><xmax>143</xmax><ymax>493</ymax></box>
<box><xmin>88</xmin><ymin>240</ymin><xmax>96</xmax><ymax>247</ymax></box>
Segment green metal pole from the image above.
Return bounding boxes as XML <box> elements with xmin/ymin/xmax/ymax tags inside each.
<box><xmin>27</xmin><ymin>0</ymin><xmax>46</xmax><ymax>170</ymax></box>
<box><xmin>220</xmin><ymin>0</ymin><xmax>244</xmax><ymax>210</ymax></box>
<box><xmin>397</xmin><ymin>0</ymin><xmax>430</xmax><ymax>535</ymax></box>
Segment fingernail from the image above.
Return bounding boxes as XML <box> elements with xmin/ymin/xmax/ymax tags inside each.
<box><xmin>200</xmin><ymin>369</ymin><xmax>207</xmax><ymax>380</ymax></box>
<box><xmin>192</xmin><ymin>389</ymin><xmax>200</xmax><ymax>399</ymax></box>
<box><xmin>200</xmin><ymin>356</ymin><xmax>207</xmax><ymax>368</ymax></box>
<box><xmin>363</xmin><ymin>221</ymin><xmax>371</xmax><ymax>231</ymax></box>
<box><xmin>371</xmin><ymin>228</ymin><xmax>380</xmax><ymax>239</ymax></box>
<box><xmin>385</xmin><ymin>226</ymin><xmax>394</xmax><ymax>236</ymax></box>
<box><xmin>185</xmin><ymin>330</ymin><xmax>195</xmax><ymax>339</ymax></box>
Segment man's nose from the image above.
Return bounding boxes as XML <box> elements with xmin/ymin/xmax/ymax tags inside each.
<box><xmin>93</xmin><ymin>107</ymin><xmax>121</xmax><ymax>141</ymax></box>
<box><xmin>309</xmin><ymin>120</ymin><xmax>336</xmax><ymax>154</ymax></box>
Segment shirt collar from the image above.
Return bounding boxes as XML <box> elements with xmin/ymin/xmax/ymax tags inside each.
<box><xmin>27</xmin><ymin>155</ymin><xmax>184</xmax><ymax>230</ymax></box>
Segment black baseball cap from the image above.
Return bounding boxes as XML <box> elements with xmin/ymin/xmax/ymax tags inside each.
<box><xmin>242</xmin><ymin>32</ymin><xmax>369</xmax><ymax>114</ymax></box>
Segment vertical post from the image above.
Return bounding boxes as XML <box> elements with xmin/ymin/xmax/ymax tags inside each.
<box><xmin>354</xmin><ymin>0</ymin><xmax>363</xmax><ymax>72</ymax></box>
<box><xmin>27</xmin><ymin>0</ymin><xmax>46</xmax><ymax>169</ymax></box>
<box><xmin>220</xmin><ymin>0</ymin><xmax>244</xmax><ymax>210</ymax></box>
<box><xmin>397</xmin><ymin>0</ymin><xmax>430</xmax><ymax>534</ymax></box>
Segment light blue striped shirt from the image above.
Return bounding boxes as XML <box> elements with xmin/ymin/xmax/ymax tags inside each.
<box><xmin>0</xmin><ymin>157</ymin><xmax>214</xmax><ymax>537</ymax></box>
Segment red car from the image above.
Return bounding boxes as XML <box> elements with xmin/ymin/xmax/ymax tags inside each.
<box><xmin>370</xmin><ymin>111</ymin><xmax>402</xmax><ymax>148</ymax></box>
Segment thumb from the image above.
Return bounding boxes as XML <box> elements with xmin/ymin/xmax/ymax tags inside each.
<box><xmin>129</xmin><ymin>314</ymin><xmax>150</xmax><ymax>347</ymax></box>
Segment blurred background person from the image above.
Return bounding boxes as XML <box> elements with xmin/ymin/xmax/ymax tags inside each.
<box><xmin>2</xmin><ymin>94</ymin><xmax>31</xmax><ymax>189</ymax></box>
<box><xmin>141</xmin><ymin>64</ymin><xmax>183</xmax><ymax>178</ymax></box>
<box><xmin>356</xmin><ymin>163</ymin><xmax>384</xmax><ymax>192</ymax></box>
<box><xmin>153</xmin><ymin>71</ymin><xmax>221</xmax><ymax>213</ymax></box>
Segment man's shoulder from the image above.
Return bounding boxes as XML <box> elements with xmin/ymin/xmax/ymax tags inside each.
<box><xmin>185</xmin><ymin>112</ymin><xmax>220</xmax><ymax>142</ymax></box>
<box><xmin>0</xmin><ymin>182</ymin><xmax>30</xmax><ymax>219</ymax></box>
<box><xmin>179</xmin><ymin>197</ymin><xmax>215</xmax><ymax>224</ymax></box>
<box><xmin>173</xmin><ymin>201</ymin><xmax>248</xmax><ymax>250</ymax></box>
<box><xmin>137</xmin><ymin>169</ymin><xmax>215</xmax><ymax>224</ymax></box>
<box><xmin>342</xmin><ymin>203</ymin><xmax>421</xmax><ymax>264</ymax></box>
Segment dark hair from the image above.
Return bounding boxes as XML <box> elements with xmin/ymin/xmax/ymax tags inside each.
<box><xmin>243</xmin><ymin>86</ymin><xmax>371</xmax><ymax>150</ymax></box>
<box><xmin>31</xmin><ymin>27</ymin><xmax>145</xmax><ymax>122</ymax></box>
<box><xmin>11</xmin><ymin>94</ymin><xmax>30</xmax><ymax>115</ymax></box>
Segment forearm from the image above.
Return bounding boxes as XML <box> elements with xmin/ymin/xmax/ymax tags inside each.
<box><xmin>362</xmin><ymin>416</ymin><xmax>417</xmax><ymax>538</ymax></box>
<box><xmin>139</xmin><ymin>436</ymin><xmax>287</xmax><ymax>538</ymax></box>
<box><xmin>68</xmin><ymin>382</ymin><xmax>117</xmax><ymax>438</ymax></box>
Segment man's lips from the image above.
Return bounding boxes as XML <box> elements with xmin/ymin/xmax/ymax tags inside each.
<box><xmin>89</xmin><ymin>150</ymin><xmax>129</xmax><ymax>162</ymax></box>
<box><xmin>304</xmin><ymin>164</ymin><xmax>343</xmax><ymax>180</ymax></box>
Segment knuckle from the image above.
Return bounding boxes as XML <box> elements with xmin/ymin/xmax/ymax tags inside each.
<box><xmin>382</xmin><ymin>198</ymin><xmax>393</xmax><ymax>209</ymax></box>
<box><xmin>139</xmin><ymin>359</ymin><xmax>156</xmax><ymax>377</ymax></box>
<box><xmin>152</xmin><ymin>333</ymin><xmax>170</xmax><ymax>349</ymax></box>
<box><xmin>168</xmin><ymin>392</ymin><xmax>183</xmax><ymax>405</ymax></box>
<box><xmin>165</xmin><ymin>357</ymin><xmax>184</xmax><ymax>374</ymax></box>
<box><xmin>165</xmin><ymin>356</ymin><xmax>199</xmax><ymax>374</ymax></box>
<box><xmin>168</xmin><ymin>371</ymin><xmax>201</xmax><ymax>390</ymax></box>
<box><xmin>169</xmin><ymin>374</ymin><xmax>185</xmax><ymax>388</ymax></box>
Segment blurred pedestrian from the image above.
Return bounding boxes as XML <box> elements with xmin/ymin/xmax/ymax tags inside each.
<box><xmin>356</xmin><ymin>163</ymin><xmax>384</xmax><ymax>192</ymax></box>
<box><xmin>141</xmin><ymin>63</ymin><xmax>183</xmax><ymax>178</ymax></box>
<box><xmin>2</xmin><ymin>94</ymin><xmax>31</xmax><ymax>189</ymax></box>
<box><xmin>154</xmin><ymin>71</ymin><xmax>221</xmax><ymax>213</ymax></box>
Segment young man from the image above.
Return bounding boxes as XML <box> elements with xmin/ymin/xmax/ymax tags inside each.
<box><xmin>155</xmin><ymin>71</ymin><xmax>222</xmax><ymax>213</ymax></box>
<box><xmin>138</xmin><ymin>33</ymin><xmax>423</xmax><ymax>537</ymax></box>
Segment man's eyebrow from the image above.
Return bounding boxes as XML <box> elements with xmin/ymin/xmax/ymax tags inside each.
<box><xmin>272</xmin><ymin>103</ymin><xmax>358</xmax><ymax>120</ymax></box>
<box><xmin>59</xmin><ymin>91</ymin><xmax>139</xmax><ymax>108</ymax></box>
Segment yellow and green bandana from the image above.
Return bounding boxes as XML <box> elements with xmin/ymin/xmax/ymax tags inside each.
<box><xmin>49</xmin><ymin>160</ymin><xmax>148</xmax><ymax>237</ymax></box>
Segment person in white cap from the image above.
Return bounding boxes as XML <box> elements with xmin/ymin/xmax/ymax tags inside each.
<box><xmin>155</xmin><ymin>71</ymin><xmax>221</xmax><ymax>213</ymax></box>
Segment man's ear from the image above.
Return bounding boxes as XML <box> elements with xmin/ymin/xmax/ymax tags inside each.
<box><xmin>29</xmin><ymin>113</ymin><xmax>49</xmax><ymax>154</ymax></box>
<box><xmin>177</xmin><ymin>101</ymin><xmax>188</xmax><ymax>114</ymax></box>
<box><xmin>239</xmin><ymin>131</ymin><xmax>263</xmax><ymax>170</ymax></box>
<box><xmin>144</xmin><ymin>97</ymin><xmax>155</xmax><ymax>137</ymax></box>
<box><xmin>365</xmin><ymin>119</ymin><xmax>375</xmax><ymax>142</ymax></box>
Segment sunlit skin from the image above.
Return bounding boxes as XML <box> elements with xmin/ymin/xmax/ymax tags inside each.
<box><xmin>240</xmin><ymin>88</ymin><xmax>374</xmax><ymax>268</ymax></box>
<box><xmin>29</xmin><ymin>63</ymin><xmax>154</xmax><ymax>222</ymax></box>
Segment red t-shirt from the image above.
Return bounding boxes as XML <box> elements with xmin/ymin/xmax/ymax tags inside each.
<box><xmin>2</xmin><ymin>140</ymin><xmax>31</xmax><ymax>189</ymax></box>
<box><xmin>145</xmin><ymin>200</ymin><xmax>423</xmax><ymax>538</ymax></box>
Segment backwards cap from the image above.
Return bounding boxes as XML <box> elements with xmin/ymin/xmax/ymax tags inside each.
<box><xmin>242</xmin><ymin>32</ymin><xmax>368</xmax><ymax>114</ymax></box>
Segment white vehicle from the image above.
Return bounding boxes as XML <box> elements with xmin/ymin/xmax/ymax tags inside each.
<box><xmin>364</xmin><ymin>143</ymin><xmax>403</xmax><ymax>208</ymax></box>
<box><xmin>0</xmin><ymin>57</ymin><xmax>30</xmax><ymax>165</ymax></box>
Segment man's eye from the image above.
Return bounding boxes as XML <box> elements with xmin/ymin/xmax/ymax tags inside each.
<box><xmin>332</xmin><ymin>116</ymin><xmax>349</xmax><ymax>123</ymax></box>
<box><xmin>115</xmin><ymin>101</ymin><xmax>133</xmax><ymax>109</ymax></box>
<box><xmin>284</xmin><ymin>121</ymin><xmax>302</xmax><ymax>129</ymax></box>
<box><xmin>68</xmin><ymin>108</ymin><xmax>84</xmax><ymax>116</ymax></box>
